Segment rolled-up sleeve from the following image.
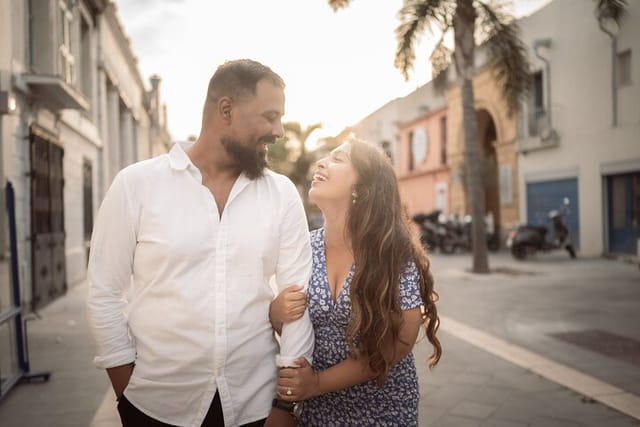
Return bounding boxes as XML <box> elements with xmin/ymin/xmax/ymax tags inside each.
<box><xmin>274</xmin><ymin>184</ymin><xmax>314</xmax><ymax>367</ymax></box>
<box><xmin>86</xmin><ymin>171</ymin><xmax>138</xmax><ymax>369</ymax></box>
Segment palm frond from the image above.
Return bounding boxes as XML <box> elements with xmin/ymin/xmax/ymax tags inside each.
<box><xmin>284</xmin><ymin>122</ymin><xmax>302</xmax><ymax>138</ymax></box>
<box><xmin>430</xmin><ymin>27</ymin><xmax>453</xmax><ymax>93</ymax></box>
<box><xmin>594</xmin><ymin>0</ymin><xmax>627</xmax><ymax>26</ymax></box>
<box><xmin>301</xmin><ymin>123</ymin><xmax>323</xmax><ymax>143</ymax></box>
<box><xmin>395</xmin><ymin>0</ymin><xmax>454</xmax><ymax>81</ymax></box>
<box><xmin>328</xmin><ymin>0</ymin><xmax>353</xmax><ymax>12</ymax></box>
<box><xmin>476</xmin><ymin>1</ymin><xmax>530</xmax><ymax>116</ymax></box>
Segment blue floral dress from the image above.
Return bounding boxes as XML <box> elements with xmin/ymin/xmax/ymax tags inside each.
<box><xmin>298</xmin><ymin>229</ymin><xmax>423</xmax><ymax>426</ymax></box>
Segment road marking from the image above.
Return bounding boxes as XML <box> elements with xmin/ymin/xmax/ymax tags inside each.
<box><xmin>440</xmin><ymin>315</ymin><xmax>640</xmax><ymax>420</ymax></box>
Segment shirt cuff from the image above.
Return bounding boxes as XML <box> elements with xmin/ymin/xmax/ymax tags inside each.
<box><xmin>276</xmin><ymin>354</ymin><xmax>312</xmax><ymax>368</ymax></box>
<box><xmin>93</xmin><ymin>348</ymin><xmax>136</xmax><ymax>370</ymax></box>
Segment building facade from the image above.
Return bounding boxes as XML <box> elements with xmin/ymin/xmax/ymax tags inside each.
<box><xmin>348</xmin><ymin>0</ymin><xmax>639</xmax><ymax>256</ymax></box>
<box><xmin>0</xmin><ymin>0</ymin><xmax>171</xmax><ymax>315</ymax></box>
<box><xmin>349</xmin><ymin>82</ymin><xmax>454</xmax><ymax>218</ymax></box>
<box><xmin>445</xmin><ymin>64</ymin><xmax>520</xmax><ymax>241</ymax></box>
<box><xmin>516</xmin><ymin>0</ymin><xmax>640</xmax><ymax>256</ymax></box>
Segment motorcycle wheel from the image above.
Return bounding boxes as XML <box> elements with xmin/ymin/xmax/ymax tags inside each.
<box><xmin>439</xmin><ymin>238</ymin><xmax>456</xmax><ymax>254</ymax></box>
<box><xmin>488</xmin><ymin>236</ymin><xmax>500</xmax><ymax>252</ymax></box>
<box><xmin>566</xmin><ymin>245</ymin><xmax>576</xmax><ymax>259</ymax></box>
<box><xmin>511</xmin><ymin>244</ymin><xmax>528</xmax><ymax>260</ymax></box>
<box><xmin>420</xmin><ymin>237</ymin><xmax>436</xmax><ymax>253</ymax></box>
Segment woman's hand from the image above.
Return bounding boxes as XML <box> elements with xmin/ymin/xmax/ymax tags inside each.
<box><xmin>277</xmin><ymin>358</ymin><xmax>319</xmax><ymax>402</ymax></box>
<box><xmin>269</xmin><ymin>285</ymin><xmax>307</xmax><ymax>334</ymax></box>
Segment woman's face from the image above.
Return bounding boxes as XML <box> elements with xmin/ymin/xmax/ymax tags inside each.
<box><xmin>308</xmin><ymin>143</ymin><xmax>358</xmax><ymax>209</ymax></box>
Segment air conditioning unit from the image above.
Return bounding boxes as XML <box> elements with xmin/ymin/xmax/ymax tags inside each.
<box><xmin>537</xmin><ymin>119</ymin><xmax>558</xmax><ymax>145</ymax></box>
<box><xmin>540</xmin><ymin>127</ymin><xmax>557</xmax><ymax>143</ymax></box>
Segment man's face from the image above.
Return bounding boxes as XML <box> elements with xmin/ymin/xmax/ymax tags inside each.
<box><xmin>223</xmin><ymin>79</ymin><xmax>285</xmax><ymax>179</ymax></box>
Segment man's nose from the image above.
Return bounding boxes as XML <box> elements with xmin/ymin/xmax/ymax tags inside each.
<box><xmin>272</xmin><ymin>120</ymin><xmax>284</xmax><ymax>139</ymax></box>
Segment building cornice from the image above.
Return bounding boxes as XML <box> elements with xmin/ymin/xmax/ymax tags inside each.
<box><xmin>102</xmin><ymin>2</ymin><xmax>146</xmax><ymax>89</ymax></box>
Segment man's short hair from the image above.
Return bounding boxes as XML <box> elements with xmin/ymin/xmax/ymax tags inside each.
<box><xmin>205</xmin><ymin>59</ymin><xmax>285</xmax><ymax>106</ymax></box>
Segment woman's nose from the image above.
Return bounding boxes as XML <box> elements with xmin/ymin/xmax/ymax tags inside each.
<box><xmin>316</xmin><ymin>157</ymin><xmax>327</xmax><ymax>169</ymax></box>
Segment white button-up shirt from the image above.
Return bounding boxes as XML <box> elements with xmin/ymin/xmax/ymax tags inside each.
<box><xmin>87</xmin><ymin>142</ymin><xmax>313</xmax><ymax>427</ymax></box>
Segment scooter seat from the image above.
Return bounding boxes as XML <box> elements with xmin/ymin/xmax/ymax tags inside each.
<box><xmin>521</xmin><ymin>224</ymin><xmax>548</xmax><ymax>235</ymax></box>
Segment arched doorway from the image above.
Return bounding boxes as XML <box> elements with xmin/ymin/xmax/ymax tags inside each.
<box><xmin>476</xmin><ymin>109</ymin><xmax>501</xmax><ymax>241</ymax></box>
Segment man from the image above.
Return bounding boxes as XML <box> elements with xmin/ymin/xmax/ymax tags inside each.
<box><xmin>87</xmin><ymin>59</ymin><xmax>312</xmax><ymax>427</ymax></box>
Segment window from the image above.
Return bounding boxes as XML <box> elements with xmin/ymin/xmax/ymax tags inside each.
<box><xmin>83</xmin><ymin>159</ymin><xmax>93</xmax><ymax>241</ymax></box>
<box><xmin>528</xmin><ymin>71</ymin><xmax>546</xmax><ymax>137</ymax></box>
<box><xmin>617</xmin><ymin>49</ymin><xmax>632</xmax><ymax>87</ymax></box>
<box><xmin>531</xmin><ymin>71</ymin><xmax>544</xmax><ymax>117</ymax></box>
<box><xmin>440</xmin><ymin>116</ymin><xmax>447</xmax><ymax>165</ymax></box>
<box><xmin>58</xmin><ymin>0</ymin><xmax>75</xmax><ymax>85</ymax></box>
<box><xmin>381</xmin><ymin>141</ymin><xmax>393</xmax><ymax>163</ymax></box>
<box><xmin>407</xmin><ymin>131</ymin><xmax>414</xmax><ymax>172</ymax></box>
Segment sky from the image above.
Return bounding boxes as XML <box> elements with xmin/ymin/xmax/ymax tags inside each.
<box><xmin>116</xmin><ymin>0</ymin><xmax>551</xmax><ymax>143</ymax></box>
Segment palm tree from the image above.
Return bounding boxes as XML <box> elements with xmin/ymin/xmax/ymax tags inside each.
<box><xmin>277</xmin><ymin>121</ymin><xmax>323</xmax><ymax>217</ymax></box>
<box><xmin>594</xmin><ymin>0</ymin><xmax>627</xmax><ymax>24</ymax></box>
<box><xmin>328</xmin><ymin>0</ymin><xmax>529</xmax><ymax>273</ymax></box>
<box><xmin>284</xmin><ymin>122</ymin><xmax>323</xmax><ymax>190</ymax></box>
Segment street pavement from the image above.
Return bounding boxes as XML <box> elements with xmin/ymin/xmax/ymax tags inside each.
<box><xmin>0</xmin><ymin>250</ymin><xmax>638</xmax><ymax>426</ymax></box>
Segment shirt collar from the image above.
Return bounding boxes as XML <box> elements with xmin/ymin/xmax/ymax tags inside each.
<box><xmin>168</xmin><ymin>141</ymin><xmax>195</xmax><ymax>171</ymax></box>
<box><xmin>167</xmin><ymin>140</ymin><xmax>265</xmax><ymax>188</ymax></box>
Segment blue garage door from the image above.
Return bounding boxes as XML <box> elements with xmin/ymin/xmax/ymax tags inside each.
<box><xmin>607</xmin><ymin>172</ymin><xmax>640</xmax><ymax>254</ymax></box>
<box><xmin>526</xmin><ymin>178</ymin><xmax>579</xmax><ymax>249</ymax></box>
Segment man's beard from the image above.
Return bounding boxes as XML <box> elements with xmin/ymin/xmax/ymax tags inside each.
<box><xmin>221</xmin><ymin>136</ymin><xmax>272</xmax><ymax>180</ymax></box>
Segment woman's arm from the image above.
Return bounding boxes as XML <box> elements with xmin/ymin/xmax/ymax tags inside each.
<box><xmin>277</xmin><ymin>307</ymin><xmax>423</xmax><ymax>401</ymax></box>
<box><xmin>269</xmin><ymin>285</ymin><xmax>307</xmax><ymax>334</ymax></box>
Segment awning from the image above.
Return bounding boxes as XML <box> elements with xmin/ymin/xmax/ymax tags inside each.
<box><xmin>20</xmin><ymin>74</ymin><xmax>89</xmax><ymax>111</ymax></box>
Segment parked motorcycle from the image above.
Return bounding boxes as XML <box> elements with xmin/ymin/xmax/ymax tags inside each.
<box><xmin>411</xmin><ymin>210</ymin><xmax>453</xmax><ymax>253</ymax></box>
<box><xmin>507</xmin><ymin>198</ymin><xmax>576</xmax><ymax>260</ymax></box>
<box><xmin>440</xmin><ymin>213</ymin><xmax>500</xmax><ymax>253</ymax></box>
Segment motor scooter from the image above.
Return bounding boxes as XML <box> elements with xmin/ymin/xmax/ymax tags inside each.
<box><xmin>507</xmin><ymin>198</ymin><xmax>576</xmax><ymax>260</ymax></box>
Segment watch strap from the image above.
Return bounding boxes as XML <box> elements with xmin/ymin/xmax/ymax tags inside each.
<box><xmin>272</xmin><ymin>398</ymin><xmax>295</xmax><ymax>415</ymax></box>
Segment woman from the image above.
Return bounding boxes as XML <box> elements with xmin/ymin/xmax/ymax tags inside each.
<box><xmin>270</xmin><ymin>138</ymin><xmax>441</xmax><ymax>426</ymax></box>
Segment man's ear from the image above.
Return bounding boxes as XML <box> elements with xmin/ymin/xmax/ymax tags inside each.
<box><xmin>219</xmin><ymin>97</ymin><xmax>232</xmax><ymax>121</ymax></box>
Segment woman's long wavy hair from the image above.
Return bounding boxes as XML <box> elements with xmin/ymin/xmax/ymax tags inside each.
<box><xmin>344</xmin><ymin>139</ymin><xmax>441</xmax><ymax>384</ymax></box>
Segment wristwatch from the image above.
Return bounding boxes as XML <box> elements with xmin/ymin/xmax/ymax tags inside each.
<box><xmin>272</xmin><ymin>398</ymin><xmax>302</xmax><ymax>418</ymax></box>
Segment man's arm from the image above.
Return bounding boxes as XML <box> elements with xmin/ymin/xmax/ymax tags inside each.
<box><xmin>86</xmin><ymin>172</ymin><xmax>138</xmax><ymax>393</ymax></box>
<box><xmin>274</xmin><ymin>183</ymin><xmax>313</xmax><ymax>367</ymax></box>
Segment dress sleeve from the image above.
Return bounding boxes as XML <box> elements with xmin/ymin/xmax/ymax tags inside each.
<box><xmin>399</xmin><ymin>261</ymin><xmax>423</xmax><ymax>310</ymax></box>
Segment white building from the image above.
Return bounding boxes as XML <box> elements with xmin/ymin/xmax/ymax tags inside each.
<box><xmin>0</xmin><ymin>0</ymin><xmax>171</xmax><ymax>313</ymax></box>
<box><xmin>516</xmin><ymin>0</ymin><xmax>640</xmax><ymax>256</ymax></box>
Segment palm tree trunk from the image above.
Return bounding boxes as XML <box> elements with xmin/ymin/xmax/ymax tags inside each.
<box><xmin>454</xmin><ymin>0</ymin><xmax>489</xmax><ymax>273</ymax></box>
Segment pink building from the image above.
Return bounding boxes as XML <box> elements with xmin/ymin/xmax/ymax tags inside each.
<box><xmin>397</xmin><ymin>108</ymin><xmax>451</xmax><ymax>219</ymax></box>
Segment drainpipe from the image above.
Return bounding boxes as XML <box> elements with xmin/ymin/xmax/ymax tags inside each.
<box><xmin>598</xmin><ymin>22</ymin><xmax>617</xmax><ymax>127</ymax></box>
<box><xmin>533</xmin><ymin>38</ymin><xmax>552</xmax><ymax>130</ymax></box>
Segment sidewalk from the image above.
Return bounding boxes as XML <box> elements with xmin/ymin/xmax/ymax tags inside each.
<box><xmin>429</xmin><ymin>251</ymin><xmax>640</xmax><ymax>399</ymax></box>
<box><xmin>414</xmin><ymin>330</ymin><xmax>637</xmax><ymax>426</ymax></box>
<box><xmin>0</xmin><ymin>283</ymin><xmax>108</xmax><ymax>427</ymax></box>
<box><xmin>0</xmin><ymin>253</ymin><xmax>638</xmax><ymax>426</ymax></box>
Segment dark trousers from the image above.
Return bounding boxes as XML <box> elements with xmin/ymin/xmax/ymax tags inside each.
<box><xmin>117</xmin><ymin>392</ymin><xmax>266</xmax><ymax>427</ymax></box>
